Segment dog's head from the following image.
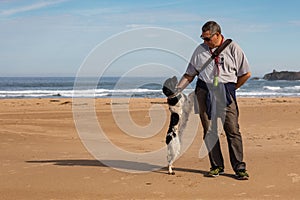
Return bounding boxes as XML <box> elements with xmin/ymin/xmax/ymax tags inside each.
<box><xmin>162</xmin><ymin>76</ymin><xmax>178</xmax><ymax>97</ymax></box>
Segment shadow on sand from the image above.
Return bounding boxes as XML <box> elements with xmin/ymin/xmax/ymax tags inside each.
<box><xmin>26</xmin><ymin>159</ymin><xmax>161</xmax><ymax>172</ymax></box>
<box><xmin>26</xmin><ymin>159</ymin><xmax>237</xmax><ymax>179</ymax></box>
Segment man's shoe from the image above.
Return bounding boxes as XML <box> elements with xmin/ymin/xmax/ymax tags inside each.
<box><xmin>207</xmin><ymin>167</ymin><xmax>224</xmax><ymax>177</ymax></box>
<box><xmin>235</xmin><ymin>169</ymin><xmax>249</xmax><ymax>180</ymax></box>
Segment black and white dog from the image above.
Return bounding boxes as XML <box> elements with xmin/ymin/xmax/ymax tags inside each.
<box><xmin>162</xmin><ymin>76</ymin><xmax>194</xmax><ymax>175</ymax></box>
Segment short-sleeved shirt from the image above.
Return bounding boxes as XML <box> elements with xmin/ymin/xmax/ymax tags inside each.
<box><xmin>185</xmin><ymin>40</ymin><xmax>250</xmax><ymax>84</ymax></box>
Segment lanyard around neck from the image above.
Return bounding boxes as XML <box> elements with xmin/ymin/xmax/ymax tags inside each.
<box><xmin>209</xmin><ymin>36</ymin><xmax>224</xmax><ymax>76</ymax></box>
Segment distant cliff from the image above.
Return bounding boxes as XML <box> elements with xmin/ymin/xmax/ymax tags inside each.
<box><xmin>263</xmin><ymin>70</ymin><xmax>300</xmax><ymax>80</ymax></box>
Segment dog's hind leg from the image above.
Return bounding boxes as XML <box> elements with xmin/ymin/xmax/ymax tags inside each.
<box><xmin>166</xmin><ymin>111</ymin><xmax>181</xmax><ymax>175</ymax></box>
<box><xmin>166</xmin><ymin>133</ymin><xmax>175</xmax><ymax>175</ymax></box>
<box><xmin>166</xmin><ymin>132</ymin><xmax>180</xmax><ymax>175</ymax></box>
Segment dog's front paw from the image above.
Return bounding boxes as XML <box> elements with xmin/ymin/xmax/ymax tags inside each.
<box><xmin>167</xmin><ymin>93</ymin><xmax>182</xmax><ymax>106</ymax></box>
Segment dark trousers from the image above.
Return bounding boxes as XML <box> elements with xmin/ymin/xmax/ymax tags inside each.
<box><xmin>195</xmin><ymin>87</ymin><xmax>246</xmax><ymax>172</ymax></box>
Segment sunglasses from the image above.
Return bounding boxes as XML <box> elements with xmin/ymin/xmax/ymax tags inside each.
<box><xmin>200</xmin><ymin>32</ymin><xmax>216</xmax><ymax>42</ymax></box>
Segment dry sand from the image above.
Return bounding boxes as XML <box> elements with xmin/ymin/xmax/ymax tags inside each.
<box><xmin>0</xmin><ymin>97</ymin><xmax>300</xmax><ymax>200</ymax></box>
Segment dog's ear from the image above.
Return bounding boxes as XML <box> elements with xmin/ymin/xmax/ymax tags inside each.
<box><xmin>162</xmin><ymin>76</ymin><xmax>178</xmax><ymax>97</ymax></box>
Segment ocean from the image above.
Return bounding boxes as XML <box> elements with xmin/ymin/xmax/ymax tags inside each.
<box><xmin>0</xmin><ymin>77</ymin><xmax>299</xmax><ymax>99</ymax></box>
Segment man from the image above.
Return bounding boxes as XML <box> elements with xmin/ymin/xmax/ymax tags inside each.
<box><xmin>176</xmin><ymin>21</ymin><xmax>251</xmax><ymax>180</ymax></box>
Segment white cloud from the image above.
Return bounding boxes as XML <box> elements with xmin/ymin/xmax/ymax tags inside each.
<box><xmin>1</xmin><ymin>0</ymin><xmax>69</xmax><ymax>16</ymax></box>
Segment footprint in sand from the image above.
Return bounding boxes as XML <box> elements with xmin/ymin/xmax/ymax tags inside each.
<box><xmin>287</xmin><ymin>173</ymin><xmax>300</xmax><ymax>183</ymax></box>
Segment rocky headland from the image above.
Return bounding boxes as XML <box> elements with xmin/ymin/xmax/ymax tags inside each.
<box><xmin>263</xmin><ymin>70</ymin><xmax>300</xmax><ymax>80</ymax></box>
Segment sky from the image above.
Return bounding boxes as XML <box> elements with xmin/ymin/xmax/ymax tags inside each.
<box><xmin>1</xmin><ymin>0</ymin><xmax>300</xmax><ymax>77</ymax></box>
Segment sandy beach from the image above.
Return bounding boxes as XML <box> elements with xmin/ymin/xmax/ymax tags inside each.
<box><xmin>1</xmin><ymin>97</ymin><xmax>300</xmax><ymax>200</ymax></box>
